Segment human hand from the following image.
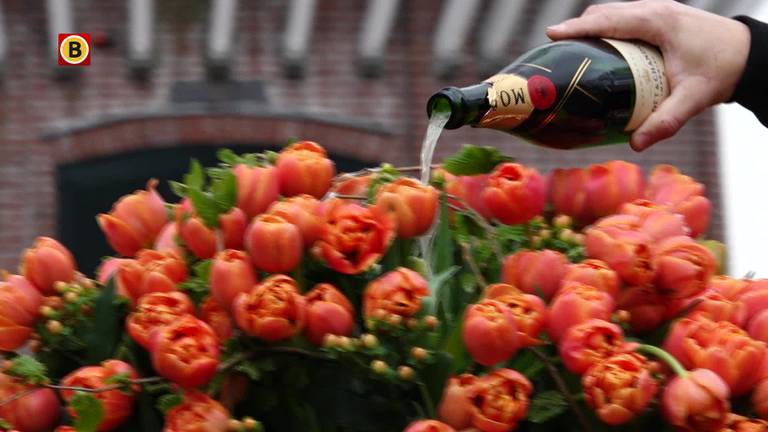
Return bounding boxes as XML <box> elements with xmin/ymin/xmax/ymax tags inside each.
<box><xmin>546</xmin><ymin>0</ymin><xmax>751</xmax><ymax>151</ymax></box>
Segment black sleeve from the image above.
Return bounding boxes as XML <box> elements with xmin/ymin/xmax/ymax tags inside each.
<box><xmin>729</xmin><ymin>16</ymin><xmax>768</xmax><ymax>127</ymax></box>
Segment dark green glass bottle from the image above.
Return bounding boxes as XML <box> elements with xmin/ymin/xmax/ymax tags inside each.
<box><xmin>427</xmin><ymin>38</ymin><xmax>669</xmax><ymax>149</ymax></box>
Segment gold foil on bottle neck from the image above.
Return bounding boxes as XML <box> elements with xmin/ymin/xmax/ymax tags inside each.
<box><xmin>479</xmin><ymin>74</ymin><xmax>535</xmax><ymax>130</ymax></box>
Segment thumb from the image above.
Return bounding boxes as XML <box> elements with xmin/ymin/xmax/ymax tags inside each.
<box><xmin>629</xmin><ymin>81</ymin><xmax>707</xmax><ymax>151</ymax></box>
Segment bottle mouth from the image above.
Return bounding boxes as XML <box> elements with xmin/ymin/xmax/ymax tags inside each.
<box><xmin>427</xmin><ymin>84</ymin><xmax>491</xmax><ymax>130</ymax></box>
<box><xmin>426</xmin><ymin>87</ymin><xmax>467</xmax><ymax>130</ymax></box>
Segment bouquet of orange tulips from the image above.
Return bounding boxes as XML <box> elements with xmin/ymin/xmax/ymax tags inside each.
<box><xmin>0</xmin><ymin>141</ymin><xmax>763</xmax><ymax>432</ymax></box>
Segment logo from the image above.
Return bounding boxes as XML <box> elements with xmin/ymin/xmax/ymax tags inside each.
<box><xmin>58</xmin><ymin>33</ymin><xmax>91</xmax><ymax>66</ymax></box>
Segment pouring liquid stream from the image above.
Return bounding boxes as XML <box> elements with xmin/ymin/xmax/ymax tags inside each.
<box><xmin>418</xmin><ymin>106</ymin><xmax>450</xmax><ymax>276</ymax></box>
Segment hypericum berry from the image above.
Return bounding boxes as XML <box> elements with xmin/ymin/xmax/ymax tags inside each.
<box><xmin>54</xmin><ymin>281</ymin><xmax>68</xmax><ymax>293</ymax></box>
<box><xmin>44</xmin><ymin>296</ymin><xmax>64</xmax><ymax>309</ymax></box>
<box><xmin>338</xmin><ymin>336</ymin><xmax>354</xmax><ymax>351</ymax></box>
<box><xmin>539</xmin><ymin>229</ymin><xmax>552</xmax><ymax>239</ymax></box>
<box><xmin>423</xmin><ymin>315</ymin><xmax>438</xmax><ymax>330</ymax></box>
<box><xmin>559</xmin><ymin>228</ymin><xmax>575</xmax><ymax>242</ymax></box>
<box><xmin>372</xmin><ymin>309</ymin><xmax>387</xmax><ymax>320</ymax></box>
<box><xmin>397</xmin><ymin>366</ymin><xmax>415</xmax><ymax>381</ymax></box>
<box><xmin>387</xmin><ymin>314</ymin><xmax>403</xmax><ymax>327</ymax></box>
<box><xmin>323</xmin><ymin>334</ymin><xmax>340</xmax><ymax>348</ymax></box>
<box><xmin>227</xmin><ymin>419</ymin><xmax>243</xmax><ymax>431</ymax></box>
<box><xmin>46</xmin><ymin>320</ymin><xmax>63</xmax><ymax>334</ymax></box>
<box><xmin>365</xmin><ymin>318</ymin><xmax>377</xmax><ymax>331</ymax></box>
<box><xmin>361</xmin><ymin>333</ymin><xmax>379</xmax><ymax>349</ymax></box>
<box><xmin>613</xmin><ymin>309</ymin><xmax>631</xmax><ymax>323</ymax></box>
<box><xmin>553</xmin><ymin>214</ymin><xmax>573</xmax><ymax>228</ymax></box>
<box><xmin>410</xmin><ymin>347</ymin><xmax>429</xmax><ymax>361</ymax></box>
<box><xmin>39</xmin><ymin>305</ymin><xmax>55</xmax><ymax>318</ymax></box>
<box><xmin>64</xmin><ymin>291</ymin><xmax>79</xmax><ymax>303</ymax></box>
<box><xmin>371</xmin><ymin>360</ymin><xmax>388</xmax><ymax>374</ymax></box>
<box><xmin>572</xmin><ymin>233</ymin><xmax>586</xmax><ymax>245</ymax></box>
<box><xmin>243</xmin><ymin>417</ymin><xmax>261</xmax><ymax>430</ymax></box>
<box><xmin>406</xmin><ymin>318</ymin><xmax>419</xmax><ymax>329</ymax></box>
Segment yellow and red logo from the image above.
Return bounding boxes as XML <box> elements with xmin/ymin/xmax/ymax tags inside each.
<box><xmin>58</xmin><ymin>33</ymin><xmax>91</xmax><ymax>66</ymax></box>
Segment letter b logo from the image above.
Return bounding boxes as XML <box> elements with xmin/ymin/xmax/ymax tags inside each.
<box><xmin>58</xmin><ymin>34</ymin><xmax>91</xmax><ymax>66</ymax></box>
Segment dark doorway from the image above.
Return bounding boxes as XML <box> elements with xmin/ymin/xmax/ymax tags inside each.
<box><xmin>57</xmin><ymin>144</ymin><xmax>373</xmax><ymax>275</ymax></box>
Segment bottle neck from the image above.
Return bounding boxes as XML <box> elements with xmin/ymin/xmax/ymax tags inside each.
<box><xmin>426</xmin><ymin>83</ymin><xmax>491</xmax><ymax>129</ymax></box>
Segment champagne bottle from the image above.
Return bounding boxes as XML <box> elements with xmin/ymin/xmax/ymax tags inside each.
<box><xmin>427</xmin><ymin>39</ymin><xmax>669</xmax><ymax>149</ymax></box>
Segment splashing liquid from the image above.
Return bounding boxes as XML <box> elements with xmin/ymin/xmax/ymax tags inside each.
<box><xmin>418</xmin><ymin>101</ymin><xmax>451</xmax><ymax>275</ymax></box>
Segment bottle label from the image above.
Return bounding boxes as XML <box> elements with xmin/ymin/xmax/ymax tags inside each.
<box><xmin>603</xmin><ymin>38</ymin><xmax>669</xmax><ymax>131</ymax></box>
<box><xmin>479</xmin><ymin>74</ymin><xmax>536</xmax><ymax>129</ymax></box>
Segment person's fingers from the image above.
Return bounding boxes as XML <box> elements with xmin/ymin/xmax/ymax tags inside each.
<box><xmin>629</xmin><ymin>80</ymin><xmax>708</xmax><ymax>151</ymax></box>
<box><xmin>546</xmin><ymin>2</ymin><xmax>665</xmax><ymax>45</ymax></box>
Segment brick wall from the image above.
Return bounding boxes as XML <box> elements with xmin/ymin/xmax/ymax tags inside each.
<box><xmin>0</xmin><ymin>0</ymin><xmax>722</xmax><ymax>271</ymax></box>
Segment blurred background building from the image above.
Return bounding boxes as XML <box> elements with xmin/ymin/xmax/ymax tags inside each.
<box><xmin>0</xmin><ymin>0</ymin><xmax>764</xmax><ymax>274</ymax></box>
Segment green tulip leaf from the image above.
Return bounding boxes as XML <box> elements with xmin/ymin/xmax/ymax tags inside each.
<box><xmin>442</xmin><ymin>144</ymin><xmax>514</xmax><ymax>176</ymax></box>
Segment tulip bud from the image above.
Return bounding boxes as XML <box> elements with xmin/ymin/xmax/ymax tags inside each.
<box><xmin>653</xmin><ymin>236</ymin><xmax>716</xmax><ymax>299</ymax></box>
<box><xmin>304</xmin><ymin>283</ymin><xmax>355</xmax><ymax>346</ymax></box>
<box><xmin>97</xmin><ymin>180</ymin><xmax>168</xmax><ymax>256</ymax></box>
<box><xmin>276</xmin><ymin>141</ymin><xmax>335</xmax><ymax>198</ymax></box>
<box><xmin>373</xmin><ymin>178</ymin><xmax>439</xmax><ymax>238</ymax></box>
<box><xmin>561</xmin><ymin>259</ymin><xmax>620</xmax><ymax>299</ymax></box>
<box><xmin>585</xmin><ymin>214</ymin><xmax>655</xmax><ymax>286</ymax></box>
<box><xmin>267</xmin><ymin>195</ymin><xmax>324</xmax><ymax>247</ymax></box>
<box><xmin>646</xmin><ymin>164</ymin><xmax>711</xmax><ymax>237</ymax></box>
<box><xmin>501</xmin><ymin>249</ymin><xmax>568</xmax><ymax>300</ymax></box>
<box><xmin>547</xmin><ymin>282</ymin><xmax>615</xmax><ymax>344</ymax></box>
<box><xmin>116</xmin><ymin>249</ymin><xmax>188</xmax><ymax>304</ymax></box>
<box><xmin>444</xmin><ymin>173</ymin><xmax>494</xmax><ymax>219</ymax></box>
<box><xmin>484</xmin><ymin>283</ymin><xmax>547</xmax><ymax>348</ymax></box>
<box><xmin>438</xmin><ymin>374</ymin><xmax>478</xmax><ymax>429</ymax></box>
<box><xmin>210</xmin><ymin>249</ymin><xmax>257</xmax><ymax>313</ymax></box>
<box><xmin>234</xmin><ymin>164</ymin><xmax>280</xmax><ymax>218</ymax></box>
<box><xmin>245</xmin><ymin>214</ymin><xmax>302</xmax><ymax>274</ymax></box>
<box><xmin>482</xmin><ymin>163</ymin><xmax>547</xmax><ymax>225</ymax></box>
<box><xmin>662</xmin><ymin>369</ymin><xmax>730</xmax><ymax>431</ymax></box>
<box><xmin>19</xmin><ymin>237</ymin><xmax>77</xmax><ymax>296</ymax></box>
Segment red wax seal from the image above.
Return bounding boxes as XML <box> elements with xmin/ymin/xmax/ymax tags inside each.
<box><xmin>527</xmin><ymin>75</ymin><xmax>557</xmax><ymax>110</ymax></box>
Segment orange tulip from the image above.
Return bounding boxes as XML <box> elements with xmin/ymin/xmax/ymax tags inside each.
<box><xmin>304</xmin><ymin>283</ymin><xmax>354</xmax><ymax>346</ymax></box>
<box><xmin>210</xmin><ymin>249</ymin><xmax>257</xmax><ymax>313</ymax></box>
<box><xmin>546</xmin><ymin>282</ymin><xmax>615</xmax><ymax>344</ymax></box>
<box><xmin>720</xmin><ymin>414</ymin><xmax>768</xmax><ymax>431</ymax></box>
<box><xmin>653</xmin><ymin>235</ymin><xmax>716</xmax><ymax>299</ymax></box>
<box><xmin>482</xmin><ymin>163</ymin><xmax>547</xmax><ymax>225</ymax></box>
<box><xmin>233</xmin><ymin>274</ymin><xmax>306</xmax><ymax>342</ymax></box>
<box><xmin>163</xmin><ymin>390</ymin><xmax>231</xmax><ymax>432</ymax></box>
<box><xmin>550</xmin><ymin>160</ymin><xmax>644</xmax><ymax>224</ymax></box>
<box><xmin>620</xmin><ymin>199</ymin><xmax>690</xmax><ymax>241</ymax></box>
<box><xmin>0</xmin><ymin>275</ymin><xmax>43</xmax><ymax>351</ymax></box>
<box><xmin>646</xmin><ymin>164</ymin><xmax>712</xmax><ymax>237</ymax></box>
<box><xmin>61</xmin><ymin>360</ymin><xmax>139</xmax><ymax>431</ymax></box>
<box><xmin>472</xmin><ymin>369</ymin><xmax>533</xmax><ymax>432</ymax></box>
<box><xmin>664</xmin><ymin>314</ymin><xmax>766</xmax><ymax>396</ymax></box>
<box><xmin>711</xmin><ymin>276</ymin><xmax>751</xmax><ymax>300</ymax></box>
<box><xmin>750</xmin><ymin>311</ymin><xmax>768</xmax><ymax>344</ymax></box>
<box><xmin>116</xmin><ymin>249</ymin><xmax>188</xmax><ymax>304</ymax></box>
<box><xmin>199</xmin><ymin>295</ymin><xmax>234</xmax><ymax>342</ymax></box>
<box><xmin>739</xmin><ymin>280</ymin><xmax>768</xmax><ymax>324</ymax></box>
<box><xmin>443</xmin><ymin>172</ymin><xmax>494</xmax><ymax>219</ymax></box>
<box><xmin>561</xmin><ymin>259</ymin><xmax>620</xmax><ymax>299</ymax></box>
<box><xmin>0</xmin><ymin>373</ymin><xmax>60</xmax><ymax>432</ymax></box>
<box><xmin>438</xmin><ymin>374</ymin><xmax>479</xmax><ymax>429</ymax></box>
<box><xmin>484</xmin><ymin>283</ymin><xmax>547</xmax><ymax>347</ymax></box>
<box><xmin>363</xmin><ymin>267</ymin><xmax>429</xmax><ymax>320</ymax></box>
<box><xmin>154</xmin><ymin>222</ymin><xmax>183</xmax><ymax>256</ymax></box>
<box><xmin>19</xmin><ymin>237</ymin><xmax>76</xmax><ymax>295</ymax></box>
<box><xmin>501</xmin><ymin>249</ymin><xmax>568</xmax><ymax>300</ymax></box>
<box><xmin>754</xmin><ymin>379</ymin><xmax>768</xmax><ymax>420</ymax></box>
<box><xmin>683</xmin><ymin>289</ymin><xmax>747</xmax><ymax>327</ymax></box>
<box><xmin>97</xmin><ymin>180</ymin><xmax>168</xmax><ymax>256</ymax></box>
<box><xmin>276</xmin><ymin>141</ymin><xmax>335</xmax><ymax>198</ymax></box>
<box><xmin>559</xmin><ymin>319</ymin><xmax>635</xmax><ymax>374</ymax></box>
<box><xmin>617</xmin><ymin>285</ymin><xmax>669</xmax><ymax>333</ymax></box>
<box><xmin>150</xmin><ymin>316</ymin><xmax>220</xmax><ymax>388</ymax></box>
<box><xmin>316</xmin><ymin>200</ymin><xmax>395</xmax><ymax>274</ymax></box>
<box><xmin>585</xmin><ymin>214</ymin><xmax>655</xmax><ymax>286</ymax></box>
<box><xmin>373</xmin><ymin>178</ymin><xmax>439</xmax><ymax>238</ymax></box>
<box><xmin>582</xmin><ymin>353</ymin><xmax>658</xmax><ymax>426</ymax></box>
<box><xmin>403</xmin><ymin>420</ymin><xmax>456</xmax><ymax>432</ymax></box>
<box><xmin>662</xmin><ymin>368</ymin><xmax>730</xmax><ymax>432</ymax></box>
<box><xmin>96</xmin><ymin>257</ymin><xmax>133</xmax><ymax>285</ymax></box>
<box><xmin>126</xmin><ymin>291</ymin><xmax>195</xmax><ymax>349</ymax></box>
<box><xmin>332</xmin><ymin>174</ymin><xmax>372</xmax><ymax>198</ymax></box>
<box><xmin>267</xmin><ymin>194</ymin><xmax>324</xmax><ymax>247</ymax></box>
<box><xmin>176</xmin><ymin>199</ymin><xmax>247</xmax><ymax>259</ymax></box>
<box><xmin>463</xmin><ymin>299</ymin><xmax>518</xmax><ymax>366</ymax></box>
<box><xmin>233</xmin><ymin>164</ymin><xmax>280</xmax><ymax>218</ymax></box>
<box><xmin>245</xmin><ymin>214</ymin><xmax>303</xmax><ymax>274</ymax></box>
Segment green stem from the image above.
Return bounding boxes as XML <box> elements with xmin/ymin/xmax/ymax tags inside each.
<box><xmin>530</xmin><ymin>347</ymin><xmax>592</xmax><ymax>432</ymax></box>
<box><xmin>416</xmin><ymin>380</ymin><xmax>437</xmax><ymax>419</ymax></box>
<box><xmin>636</xmin><ymin>344</ymin><xmax>688</xmax><ymax>378</ymax></box>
